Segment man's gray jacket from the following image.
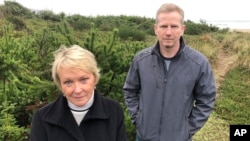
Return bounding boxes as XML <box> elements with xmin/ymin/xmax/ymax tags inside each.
<box><xmin>123</xmin><ymin>38</ymin><xmax>216</xmax><ymax>141</ymax></box>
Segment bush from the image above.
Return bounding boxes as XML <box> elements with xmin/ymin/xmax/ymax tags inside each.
<box><xmin>35</xmin><ymin>10</ymin><xmax>61</xmax><ymax>22</ymax></box>
<box><xmin>118</xmin><ymin>27</ymin><xmax>146</xmax><ymax>41</ymax></box>
<box><xmin>184</xmin><ymin>19</ymin><xmax>223</xmax><ymax>35</ymax></box>
<box><xmin>6</xmin><ymin>16</ymin><xmax>26</xmax><ymax>30</ymax></box>
<box><xmin>0</xmin><ymin>103</ymin><xmax>28</xmax><ymax>141</ymax></box>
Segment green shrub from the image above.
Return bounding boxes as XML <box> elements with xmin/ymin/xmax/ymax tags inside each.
<box><xmin>184</xmin><ymin>19</ymin><xmax>224</xmax><ymax>35</ymax></box>
<box><xmin>118</xmin><ymin>27</ymin><xmax>146</xmax><ymax>41</ymax></box>
<box><xmin>6</xmin><ymin>16</ymin><xmax>26</xmax><ymax>30</ymax></box>
<box><xmin>1</xmin><ymin>1</ymin><xmax>33</xmax><ymax>18</ymax></box>
<box><xmin>67</xmin><ymin>14</ymin><xmax>91</xmax><ymax>30</ymax></box>
<box><xmin>0</xmin><ymin>102</ymin><xmax>28</xmax><ymax>141</ymax></box>
<box><xmin>35</xmin><ymin>10</ymin><xmax>61</xmax><ymax>22</ymax></box>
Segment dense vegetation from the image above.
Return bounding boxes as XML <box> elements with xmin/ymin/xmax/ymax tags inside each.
<box><xmin>0</xmin><ymin>1</ymin><xmax>249</xmax><ymax>141</ymax></box>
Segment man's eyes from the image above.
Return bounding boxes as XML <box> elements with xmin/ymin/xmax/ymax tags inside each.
<box><xmin>161</xmin><ymin>25</ymin><xmax>178</xmax><ymax>28</ymax></box>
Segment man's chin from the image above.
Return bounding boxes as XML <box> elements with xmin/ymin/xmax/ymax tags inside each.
<box><xmin>163</xmin><ymin>44</ymin><xmax>174</xmax><ymax>49</ymax></box>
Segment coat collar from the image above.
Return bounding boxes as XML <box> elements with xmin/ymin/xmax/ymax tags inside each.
<box><xmin>41</xmin><ymin>90</ymin><xmax>109</xmax><ymax>140</ymax></box>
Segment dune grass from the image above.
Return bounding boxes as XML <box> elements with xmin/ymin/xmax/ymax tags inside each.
<box><xmin>192</xmin><ymin>31</ymin><xmax>250</xmax><ymax>141</ymax></box>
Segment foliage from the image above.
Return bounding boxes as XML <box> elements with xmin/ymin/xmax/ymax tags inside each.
<box><xmin>35</xmin><ymin>10</ymin><xmax>61</xmax><ymax>22</ymax></box>
<box><xmin>0</xmin><ymin>1</ymin><xmax>33</xmax><ymax>18</ymax></box>
<box><xmin>124</xmin><ymin>108</ymin><xmax>136</xmax><ymax>140</ymax></box>
<box><xmin>184</xmin><ymin>19</ymin><xmax>229</xmax><ymax>35</ymax></box>
<box><xmin>67</xmin><ymin>14</ymin><xmax>91</xmax><ymax>30</ymax></box>
<box><xmin>0</xmin><ymin>101</ymin><xmax>28</xmax><ymax>141</ymax></box>
<box><xmin>0</xmin><ymin>2</ymin><xmax>228</xmax><ymax>36</ymax></box>
<box><xmin>229</xmin><ymin>33</ymin><xmax>250</xmax><ymax>69</ymax></box>
<box><xmin>0</xmin><ymin>24</ymin><xmax>57</xmax><ymax>138</ymax></box>
<box><xmin>118</xmin><ymin>27</ymin><xmax>146</xmax><ymax>41</ymax></box>
<box><xmin>5</xmin><ymin>16</ymin><xmax>26</xmax><ymax>30</ymax></box>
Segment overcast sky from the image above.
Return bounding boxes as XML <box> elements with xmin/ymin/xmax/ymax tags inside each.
<box><xmin>0</xmin><ymin>0</ymin><xmax>249</xmax><ymax>22</ymax></box>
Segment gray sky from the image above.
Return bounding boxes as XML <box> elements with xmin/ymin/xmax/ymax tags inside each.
<box><xmin>0</xmin><ymin>0</ymin><xmax>249</xmax><ymax>22</ymax></box>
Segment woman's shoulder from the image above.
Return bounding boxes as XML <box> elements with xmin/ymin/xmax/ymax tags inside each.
<box><xmin>37</xmin><ymin>95</ymin><xmax>65</xmax><ymax>114</ymax></box>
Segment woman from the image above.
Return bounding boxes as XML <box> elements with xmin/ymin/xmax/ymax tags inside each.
<box><xmin>30</xmin><ymin>45</ymin><xmax>127</xmax><ymax>141</ymax></box>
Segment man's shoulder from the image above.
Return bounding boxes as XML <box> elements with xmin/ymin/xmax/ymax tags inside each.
<box><xmin>184</xmin><ymin>46</ymin><xmax>209</xmax><ymax>64</ymax></box>
<box><xmin>134</xmin><ymin>46</ymin><xmax>154</xmax><ymax>60</ymax></box>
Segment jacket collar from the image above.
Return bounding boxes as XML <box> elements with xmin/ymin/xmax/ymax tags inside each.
<box><xmin>83</xmin><ymin>91</ymin><xmax>109</xmax><ymax>120</ymax></box>
<box><xmin>42</xmin><ymin>90</ymin><xmax>109</xmax><ymax>140</ymax></box>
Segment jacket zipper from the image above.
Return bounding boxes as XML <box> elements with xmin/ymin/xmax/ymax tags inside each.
<box><xmin>153</xmin><ymin>65</ymin><xmax>159</xmax><ymax>88</ymax></box>
<box><xmin>158</xmin><ymin>59</ymin><xmax>168</xmax><ymax>141</ymax></box>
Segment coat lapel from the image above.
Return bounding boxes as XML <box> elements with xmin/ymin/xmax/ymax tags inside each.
<box><xmin>43</xmin><ymin>95</ymin><xmax>86</xmax><ymax>141</ymax></box>
<box><xmin>84</xmin><ymin>92</ymin><xmax>109</xmax><ymax>120</ymax></box>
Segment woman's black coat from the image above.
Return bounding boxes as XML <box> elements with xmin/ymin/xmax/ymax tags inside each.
<box><xmin>30</xmin><ymin>91</ymin><xmax>127</xmax><ymax>141</ymax></box>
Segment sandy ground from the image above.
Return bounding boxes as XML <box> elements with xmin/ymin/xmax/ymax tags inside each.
<box><xmin>230</xmin><ymin>29</ymin><xmax>250</xmax><ymax>33</ymax></box>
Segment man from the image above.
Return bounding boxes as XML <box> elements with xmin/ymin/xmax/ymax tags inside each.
<box><xmin>123</xmin><ymin>3</ymin><xmax>216</xmax><ymax>141</ymax></box>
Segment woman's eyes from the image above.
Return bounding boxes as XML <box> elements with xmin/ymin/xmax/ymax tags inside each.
<box><xmin>80</xmin><ymin>78</ymin><xmax>88</xmax><ymax>82</ymax></box>
<box><xmin>63</xmin><ymin>78</ymin><xmax>89</xmax><ymax>86</ymax></box>
<box><xmin>64</xmin><ymin>78</ymin><xmax>89</xmax><ymax>85</ymax></box>
<box><xmin>64</xmin><ymin>81</ymin><xmax>72</xmax><ymax>86</ymax></box>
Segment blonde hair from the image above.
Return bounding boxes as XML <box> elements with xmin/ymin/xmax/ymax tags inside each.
<box><xmin>52</xmin><ymin>45</ymin><xmax>100</xmax><ymax>89</ymax></box>
<box><xmin>156</xmin><ymin>3</ymin><xmax>184</xmax><ymax>24</ymax></box>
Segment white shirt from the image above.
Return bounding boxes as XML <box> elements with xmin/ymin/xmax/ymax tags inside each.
<box><xmin>67</xmin><ymin>91</ymin><xmax>94</xmax><ymax>126</ymax></box>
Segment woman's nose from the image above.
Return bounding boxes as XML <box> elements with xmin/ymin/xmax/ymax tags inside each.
<box><xmin>73</xmin><ymin>83</ymin><xmax>82</xmax><ymax>93</ymax></box>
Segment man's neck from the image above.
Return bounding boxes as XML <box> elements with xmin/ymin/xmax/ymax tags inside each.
<box><xmin>160</xmin><ymin>45</ymin><xmax>180</xmax><ymax>58</ymax></box>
